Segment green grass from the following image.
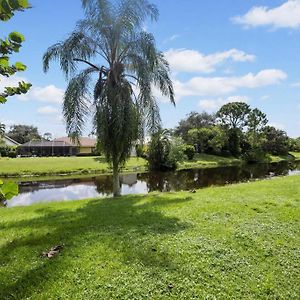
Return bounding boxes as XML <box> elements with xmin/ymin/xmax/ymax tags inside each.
<box><xmin>291</xmin><ymin>152</ymin><xmax>300</xmax><ymax>160</ymax></box>
<box><xmin>0</xmin><ymin>175</ymin><xmax>299</xmax><ymax>299</ymax></box>
<box><xmin>0</xmin><ymin>152</ymin><xmax>299</xmax><ymax>178</ymax></box>
<box><xmin>0</xmin><ymin>156</ymin><xmax>147</xmax><ymax>177</ymax></box>
<box><xmin>178</xmin><ymin>153</ymin><xmax>242</xmax><ymax>170</ymax></box>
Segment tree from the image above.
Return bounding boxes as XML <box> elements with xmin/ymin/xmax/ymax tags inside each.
<box><xmin>7</xmin><ymin>124</ymin><xmax>41</xmax><ymax>144</ymax></box>
<box><xmin>262</xmin><ymin>126</ymin><xmax>289</xmax><ymax>155</ymax></box>
<box><xmin>0</xmin><ymin>0</ymin><xmax>31</xmax><ymax>104</ymax></box>
<box><xmin>217</xmin><ymin>102</ymin><xmax>251</xmax><ymax>129</ymax></box>
<box><xmin>43</xmin><ymin>132</ymin><xmax>52</xmax><ymax>141</ymax></box>
<box><xmin>246</xmin><ymin>108</ymin><xmax>268</xmax><ymax>150</ymax></box>
<box><xmin>175</xmin><ymin>111</ymin><xmax>215</xmax><ymax>141</ymax></box>
<box><xmin>0</xmin><ymin>123</ymin><xmax>4</xmax><ymax>136</ymax></box>
<box><xmin>217</xmin><ymin>102</ymin><xmax>251</xmax><ymax>156</ymax></box>
<box><xmin>148</xmin><ymin>129</ymin><xmax>176</xmax><ymax>171</ymax></box>
<box><xmin>43</xmin><ymin>0</ymin><xmax>174</xmax><ymax>196</ymax></box>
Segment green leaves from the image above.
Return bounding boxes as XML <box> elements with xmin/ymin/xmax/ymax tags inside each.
<box><xmin>0</xmin><ymin>2</ymin><xmax>31</xmax><ymax>104</ymax></box>
<box><xmin>0</xmin><ymin>0</ymin><xmax>30</xmax><ymax>21</ymax></box>
<box><xmin>0</xmin><ymin>179</ymin><xmax>18</xmax><ymax>200</ymax></box>
<box><xmin>9</xmin><ymin>31</ymin><xmax>25</xmax><ymax>43</ymax></box>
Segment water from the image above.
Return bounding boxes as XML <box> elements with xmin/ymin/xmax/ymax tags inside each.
<box><xmin>5</xmin><ymin>161</ymin><xmax>300</xmax><ymax>207</ymax></box>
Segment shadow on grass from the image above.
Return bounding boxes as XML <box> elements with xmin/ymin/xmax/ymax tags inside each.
<box><xmin>0</xmin><ymin>194</ymin><xmax>191</xmax><ymax>299</ymax></box>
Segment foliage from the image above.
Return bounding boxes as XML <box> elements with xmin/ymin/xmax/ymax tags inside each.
<box><xmin>175</xmin><ymin>111</ymin><xmax>215</xmax><ymax>141</ymax></box>
<box><xmin>217</xmin><ymin>102</ymin><xmax>251</xmax><ymax>129</ymax></box>
<box><xmin>0</xmin><ymin>179</ymin><xmax>18</xmax><ymax>202</ymax></box>
<box><xmin>187</xmin><ymin>126</ymin><xmax>227</xmax><ymax>155</ymax></box>
<box><xmin>289</xmin><ymin>137</ymin><xmax>300</xmax><ymax>152</ymax></box>
<box><xmin>262</xmin><ymin>126</ymin><xmax>290</xmax><ymax>155</ymax></box>
<box><xmin>0</xmin><ymin>145</ymin><xmax>17</xmax><ymax>157</ymax></box>
<box><xmin>43</xmin><ymin>0</ymin><xmax>174</xmax><ymax>196</ymax></box>
<box><xmin>7</xmin><ymin>124</ymin><xmax>41</xmax><ymax>144</ymax></box>
<box><xmin>0</xmin><ymin>0</ymin><xmax>31</xmax><ymax>104</ymax></box>
<box><xmin>148</xmin><ymin>129</ymin><xmax>177</xmax><ymax>171</ymax></box>
<box><xmin>168</xmin><ymin>136</ymin><xmax>186</xmax><ymax>163</ymax></box>
<box><xmin>183</xmin><ymin>144</ymin><xmax>195</xmax><ymax>160</ymax></box>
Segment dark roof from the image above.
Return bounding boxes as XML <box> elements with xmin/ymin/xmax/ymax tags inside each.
<box><xmin>55</xmin><ymin>137</ymin><xmax>96</xmax><ymax>147</ymax></box>
<box><xmin>19</xmin><ymin>140</ymin><xmax>75</xmax><ymax>147</ymax></box>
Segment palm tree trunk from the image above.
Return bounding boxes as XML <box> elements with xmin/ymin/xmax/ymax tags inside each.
<box><xmin>112</xmin><ymin>160</ymin><xmax>121</xmax><ymax>197</ymax></box>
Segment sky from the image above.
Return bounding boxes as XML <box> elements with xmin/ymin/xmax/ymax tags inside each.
<box><xmin>1</xmin><ymin>0</ymin><xmax>300</xmax><ymax>138</ymax></box>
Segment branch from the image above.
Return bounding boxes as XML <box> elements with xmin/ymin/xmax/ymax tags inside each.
<box><xmin>73</xmin><ymin>58</ymin><xmax>101</xmax><ymax>71</ymax></box>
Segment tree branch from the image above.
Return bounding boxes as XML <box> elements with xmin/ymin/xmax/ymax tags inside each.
<box><xmin>73</xmin><ymin>58</ymin><xmax>101</xmax><ymax>71</ymax></box>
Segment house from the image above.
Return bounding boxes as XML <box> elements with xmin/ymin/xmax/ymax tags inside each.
<box><xmin>1</xmin><ymin>135</ymin><xmax>20</xmax><ymax>147</ymax></box>
<box><xmin>54</xmin><ymin>137</ymin><xmax>97</xmax><ymax>156</ymax></box>
<box><xmin>18</xmin><ymin>140</ymin><xmax>77</xmax><ymax>157</ymax></box>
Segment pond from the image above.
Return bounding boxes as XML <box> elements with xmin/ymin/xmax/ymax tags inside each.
<box><xmin>5</xmin><ymin>161</ymin><xmax>300</xmax><ymax>207</ymax></box>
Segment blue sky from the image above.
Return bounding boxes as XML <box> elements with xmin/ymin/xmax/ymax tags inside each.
<box><xmin>1</xmin><ymin>0</ymin><xmax>300</xmax><ymax>137</ymax></box>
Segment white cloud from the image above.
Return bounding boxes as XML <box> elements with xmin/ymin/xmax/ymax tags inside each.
<box><xmin>232</xmin><ymin>0</ymin><xmax>300</xmax><ymax>30</ymax></box>
<box><xmin>37</xmin><ymin>106</ymin><xmax>59</xmax><ymax>115</ymax></box>
<box><xmin>0</xmin><ymin>76</ymin><xmax>27</xmax><ymax>91</ymax></box>
<box><xmin>173</xmin><ymin>69</ymin><xmax>287</xmax><ymax>100</ymax></box>
<box><xmin>164</xmin><ymin>48</ymin><xmax>256</xmax><ymax>73</ymax></box>
<box><xmin>198</xmin><ymin>96</ymin><xmax>249</xmax><ymax>112</ymax></box>
<box><xmin>18</xmin><ymin>85</ymin><xmax>64</xmax><ymax>103</ymax></box>
<box><xmin>163</xmin><ymin>34</ymin><xmax>180</xmax><ymax>44</ymax></box>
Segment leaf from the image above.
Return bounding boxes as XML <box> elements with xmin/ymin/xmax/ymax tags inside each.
<box><xmin>0</xmin><ymin>56</ymin><xmax>9</xmax><ymax>67</ymax></box>
<box><xmin>9</xmin><ymin>31</ymin><xmax>24</xmax><ymax>43</ymax></box>
<box><xmin>0</xmin><ymin>96</ymin><xmax>7</xmax><ymax>104</ymax></box>
<box><xmin>0</xmin><ymin>181</ymin><xmax>19</xmax><ymax>200</ymax></box>
<box><xmin>15</xmin><ymin>61</ymin><xmax>26</xmax><ymax>71</ymax></box>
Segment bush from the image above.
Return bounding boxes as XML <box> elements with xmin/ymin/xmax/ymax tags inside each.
<box><xmin>148</xmin><ymin>130</ymin><xmax>177</xmax><ymax>171</ymax></box>
<box><xmin>0</xmin><ymin>146</ymin><xmax>17</xmax><ymax>158</ymax></box>
<box><xmin>184</xmin><ymin>145</ymin><xmax>195</xmax><ymax>160</ymax></box>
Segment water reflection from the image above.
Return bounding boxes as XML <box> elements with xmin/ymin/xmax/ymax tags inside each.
<box><xmin>6</xmin><ymin>161</ymin><xmax>300</xmax><ymax>207</ymax></box>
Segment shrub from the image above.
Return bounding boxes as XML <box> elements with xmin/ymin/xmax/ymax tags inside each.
<box><xmin>148</xmin><ymin>130</ymin><xmax>177</xmax><ymax>171</ymax></box>
<box><xmin>184</xmin><ymin>145</ymin><xmax>195</xmax><ymax>160</ymax></box>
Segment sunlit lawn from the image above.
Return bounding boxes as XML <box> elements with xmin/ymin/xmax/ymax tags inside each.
<box><xmin>0</xmin><ymin>175</ymin><xmax>299</xmax><ymax>299</ymax></box>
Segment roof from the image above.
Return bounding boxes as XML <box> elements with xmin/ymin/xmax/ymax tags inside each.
<box><xmin>20</xmin><ymin>140</ymin><xmax>75</xmax><ymax>147</ymax></box>
<box><xmin>3</xmin><ymin>135</ymin><xmax>20</xmax><ymax>146</ymax></box>
<box><xmin>54</xmin><ymin>137</ymin><xmax>97</xmax><ymax>147</ymax></box>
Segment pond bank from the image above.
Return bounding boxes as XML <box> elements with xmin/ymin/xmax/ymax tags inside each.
<box><xmin>0</xmin><ymin>175</ymin><xmax>299</xmax><ymax>299</ymax></box>
<box><xmin>0</xmin><ymin>152</ymin><xmax>299</xmax><ymax>178</ymax></box>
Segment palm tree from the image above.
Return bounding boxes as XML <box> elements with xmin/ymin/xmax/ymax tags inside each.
<box><xmin>43</xmin><ymin>0</ymin><xmax>174</xmax><ymax>196</ymax></box>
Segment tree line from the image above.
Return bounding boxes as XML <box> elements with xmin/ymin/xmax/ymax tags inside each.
<box><xmin>145</xmin><ymin>102</ymin><xmax>300</xmax><ymax>171</ymax></box>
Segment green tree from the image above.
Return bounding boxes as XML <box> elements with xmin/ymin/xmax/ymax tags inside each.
<box><xmin>43</xmin><ymin>0</ymin><xmax>174</xmax><ymax>196</ymax></box>
<box><xmin>0</xmin><ymin>0</ymin><xmax>31</xmax><ymax>104</ymax></box>
<box><xmin>175</xmin><ymin>111</ymin><xmax>215</xmax><ymax>141</ymax></box>
<box><xmin>217</xmin><ymin>102</ymin><xmax>251</xmax><ymax>156</ymax></box>
<box><xmin>7</xmin><ymin>124</ymin><xmax>41</xmax><ymax>144</ymax></box>
<box><xmin>217</xmin><ymin>102</ymin><xmax>251</xmax><ymax>129</ymax></box>
<box><xmin>262</xmin><ymin>126</ymin><xmax>290</xmax><ymax>155</ymax></box>
<box><xmin>148</xmin><ymin>129</ymin><xmax>176</xmax><ymax>171</ymax></box>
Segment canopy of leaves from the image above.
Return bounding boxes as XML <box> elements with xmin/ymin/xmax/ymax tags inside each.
<box><xmin>0</xmin><ymin>0</ymin><xmax>31</xmax><ymax>104</ymax></box>
<box><xmin>217</xmin><ymin>102</ymin><xmax>251</xmax><ymax>130</ymax></box>
<box><xmin>175</xmin><ymin>111</ymin><xmax>216</xmax><ymax>141</ymax></box>
<box><xmin>7</xmin><ymin>124</ymin><xmax>41</xmax><ymax>144</ymax></box>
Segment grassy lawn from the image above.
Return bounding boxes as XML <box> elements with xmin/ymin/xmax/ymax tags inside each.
<box><xmin>0</xmin><ymin>156</ymin><xmax>147</xmax><ymax>177</ymax></box>
<box><xmin>291</xmin><ymin>152</ymin><xmax>300</xmax><ymax>160</ymax></box>
<box><xmin>178</xmin><ymin>153</ymin><xmax>242</xmax><ymax>170</ymax></box>
<box><xmin>0</xmin><ymin>176</ymin><xmax>299</xmax><ymax>299</ymax></box>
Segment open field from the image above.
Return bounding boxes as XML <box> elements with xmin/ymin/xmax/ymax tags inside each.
<box><xmin>0</xmin><ymin>175</ymin><xmax>299</xmax><ymax>299</ymax></box>
<box><xmin>1</xmin><ymin>153</ymin><xmax>299</xmax><ymax>178</ymax></box>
